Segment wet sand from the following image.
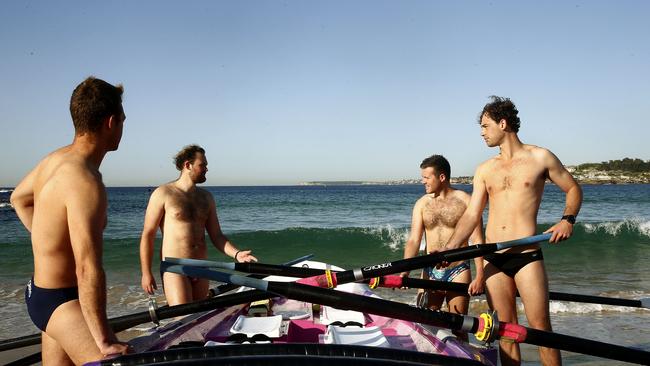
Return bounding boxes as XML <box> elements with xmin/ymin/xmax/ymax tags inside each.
<box><xmin>1</xmin><ymin>344</ymin><xmax>41</xmax><ymax>365</ymax></box>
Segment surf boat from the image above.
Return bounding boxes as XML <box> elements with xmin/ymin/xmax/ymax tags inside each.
<box><xmin>87</xmin><ymin>259</ymin><xmax>496</xmax><ymax>366</ymax></box>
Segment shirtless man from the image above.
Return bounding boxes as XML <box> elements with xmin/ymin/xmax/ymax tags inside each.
<box><xmin>11</xmin><ymin>77</ymin><xmax>130</xmax><ymax>365</ymax></box>
<box><xmin>444</xmin><ymin>96</ymin><xmax>582</xmax><ymax>366</ymax></box>
<box><xmin>139</xmin><ymin>145</ymin><xmax>257</xmax><ymax>306</ymax></box>
<box><xmin>401</xmin><ymin>155</ymin><xmax>485</xmax><ymax>319</ymax></box>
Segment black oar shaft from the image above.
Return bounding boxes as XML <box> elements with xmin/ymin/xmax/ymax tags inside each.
<box><xmin>268</xmin><ymin>281</ymin><xmax>650</xmax><ymax>364</ymax></box>
<box><xmin>400</xmin><ymin>277</ymin><xmax>470</xmax><ymax>293</ymax></box>
<box><xmin>266</xmin><ymin>281</ymin><xmax>473</xmax><ymax>332</ymax></box>
<box><xmin>333</xmin><ymin>244</ymin><xmax>497</xmax><ymax>284</ymax></box>
<box><xmin>235</xmin><ymin>262</ymin><xmax>325</xmax><ymax>278</ymax></box>
<box><xmin>110</xmin><ymin>289</ymin><xmax>271</xmax><ymax>333</ymax></box>
<box><xmin>548</xmin><ymin>291</ymin><xmax>643</xmax><ymax>308</ymax></box>
<box><xmin>0</xmin><ymin>289</ymin><xmax>271</xmax><ymax>353</ymax></box>
<box><xmin>0</xmin><ymin>254</ymin><xmax>313</xmax><ymax>353</ymax></box>
<box><xmin>522</xmin><ymin>327</ymin><xmax>649</xmax><ymax>364</ymax></box>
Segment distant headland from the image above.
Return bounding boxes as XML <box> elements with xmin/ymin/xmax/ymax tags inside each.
<box><xmin>300</xmin><ymin>158</ymin><xmax>650</xmax><ymax>186</ymax></box>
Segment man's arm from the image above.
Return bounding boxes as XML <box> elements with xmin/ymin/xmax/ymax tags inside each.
<box><xmin>542</xmin><ymin>149</ymin><xmax>583</xmax><ymax>243</ymax></box>
<box><xmin>445</xmin><ymin>167</ymin><xmax>489</xmax><ymax>250</ymax></box>
<box><xmin>10</xmin><ymin>166</ymin><xmax>39</xmax><ymax>232</ymax></box>
<box><xmin>468</xmin><ymin>214</ymin><xmax>486</xmax><ymax>295</ymax></box>
<box><xmin>205</xmin><ymin>193</ymin><xmax>257</xmax><ymax>263</ymax></box>
<box><xmin>400</xmin><ymin>198</ymin><xmax>425</xmax><ymax>278</ymax></box>
<box><xmin>139</xmin><ymin>188</ymin><xmax>165</xmax><ymax>295</ymax></box>
<box><xmin>67</xmin><ymin>173</ymin><xmax>127</xmax><ymax>355</ymax></box>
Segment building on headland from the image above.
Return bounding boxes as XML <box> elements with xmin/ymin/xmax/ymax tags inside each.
<box><xmin>299</xmin><ymin>169</ymin><xmax>649</xmax><ymax>186</ymax></box>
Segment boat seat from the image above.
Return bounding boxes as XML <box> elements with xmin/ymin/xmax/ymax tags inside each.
<box><xmin>324</xmin><ymin>325</ymin><xmax>390</xmax><ymax>348</ymax></box>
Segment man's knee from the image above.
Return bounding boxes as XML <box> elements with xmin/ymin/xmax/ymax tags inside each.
<box><xmin>527</xmin><ymin>316</ymin><xmax>553</xmax><ymax>331</ymax></box>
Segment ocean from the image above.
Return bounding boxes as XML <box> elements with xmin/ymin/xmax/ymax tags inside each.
<box><xmin>1</xmin><ymin>184</ymin><xmax>649</xmax><ymax>365</ymax></box>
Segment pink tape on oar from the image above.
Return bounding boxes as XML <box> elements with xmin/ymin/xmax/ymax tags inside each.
<box><xmin>296</xmin><ymin>270</ymin><xmax>338</xmax><ymax>288</ymax></box>
<box><xmin>380</xmin><ymin>275</ymin><xmax>404</xmax><ymax>288</ymax></box>
<box><xmin>499</xmin><ymin>322</ymin><xmax>527</xmax><ymax>343</ymax></box>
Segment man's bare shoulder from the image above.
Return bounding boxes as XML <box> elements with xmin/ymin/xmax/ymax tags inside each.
<box><xmin>525</xmin><ymin>144</ymin><xmax>554</xmax><ymax>156</ymax></box>
<box><xmin>41</xmin><ymin>149</ymin><xmax>102</xmax><ymax>188</ymax></box>
<box><xmin>414</xmin><ymin>194</ymin><xmax>431</xmax><ymax>207</ymax></box>
<box><xmin>475</xmin><ymin>158</ymin><xmax>496</xmax><ymax>176</ymax></box>
<box><xmin>148</xmin><ymin>183</ymin><xmax>177</xmax><ymax>202</ymax></box>
<box><xmin>198</xmin><ymin>187</ymin><xmax>216</xmax><ymax>204</ymax></box>
<box><xmin>450</xmin><ymin>188</ymin><xmax>471</xmax><ymax>204</ymax></box>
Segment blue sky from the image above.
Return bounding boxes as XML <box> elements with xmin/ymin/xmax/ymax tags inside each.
<box><xmin>1</xmin><ymin>1</ymin><xmax>648</xmax><ymax>186</ymax></box>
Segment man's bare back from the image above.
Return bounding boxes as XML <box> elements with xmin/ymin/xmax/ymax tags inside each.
<box><xmin>11</xmin><ymin>77</ymin><xmax>129</xmax><ymax>365</ymax></box>
<box><xmin>30</xmin><ymin>147</ymin><xmax>106</xmax><ymax>288</ymax></box>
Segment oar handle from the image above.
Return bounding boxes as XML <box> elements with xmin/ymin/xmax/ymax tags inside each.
<box><xmin>164</xmin><ymin>257</ymin><xmax>236</xmax><ymax>270</ymax></box>
<box><xmin>396</xmin><ymin>277</ymin><xmax>470</xmax><ymax>293</ymax></box>
<box><xmin>495</xmin><ymin>233</ymin><xmax>552</xmax><ymax>250</ymax></box>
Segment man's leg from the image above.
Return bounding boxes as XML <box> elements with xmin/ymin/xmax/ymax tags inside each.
<box><xmin>447</xmin><ymin>269</ymin><xmax>471</xmax><ymax>314</ymax></box>
<box><xmin>44</xmin><ymin>300</ymin><xmax>103</xmax><ymax>365</ymax></box>
<box><xmin>41</xmin><ymin>332</ymin><xmax>74</xmax><ymax>366</ymax></box>
<box><xmin>191</xmin><ymin>278</ymin><xmax>210</xmax><ymax>302</ymax></box>
<box><xmin>447</xmin><ymin>269</ymin><xmax>471</xmax><ymax>341</ymax></box>
<box><xmin>515</xmin><ymin>260</ymin><xmax>561</xmax><ymax>366</ymax></box>
<box><xmin>425</xmin><ymin>290</ymin><xmax>445</xmax><ymax>310</ymax></box>
<box><xmin>163</xmin><ymin>272</ymin><xmax>193</xmax><ymax>306</ymax></box>
<box><xmin>484</xmin><ymin>264</ymin><xmax>520</xmax><ymax>366</ymax></box>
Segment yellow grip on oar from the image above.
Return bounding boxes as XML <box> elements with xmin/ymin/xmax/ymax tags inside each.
<box><xmin>475</xmin><ymin>312</ymin><xmax>495</xmax><ymax>343</ymax></box>
<box><xmin>325</xmin><ymin>269</ymin><xmax>335</xmax><ymax>289</ymax></box>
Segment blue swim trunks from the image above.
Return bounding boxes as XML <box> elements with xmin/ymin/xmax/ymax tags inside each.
<box><xmin>25</xmin><ymin>278</ymin><xmax>79</xmax><ymax>332</ymax></box>
<box><xmin>425</xmin><ymin>261</ymin><xmax>470</xmax><ymax>283</ymax></box>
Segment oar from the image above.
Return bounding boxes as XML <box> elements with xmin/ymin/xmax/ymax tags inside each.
<box><xmin>0</xmin><ymin>254</ymin><xmax>313</xmax><ymax>353</ymax></box>
<box><xmin>163</xmin><ymin>264</ymin><xmax>650</xmax><ymax>365</ymax></box>
<box><xmin>166</xmin><ymin>233</ymin><xmax>552</xmax><ymax>289</ymax></box>
<box><xmin>166</xmin><ymin>258</ymin><xmax>464</xmax><ymax>292</ymax></box>
<box><xmin>547</xmin><ymin>291</ymin><xmax>650</xmax><ymax>309</ymax></box>
<box><xmin>379</xmin><ymin>277</ymin><xmax>650</xmax><ymax>309</ymax></box>
<box><xmin>3</xmin><ymin>290</ymin><xmax>273</xmax><ymax>366</ymax></box>
<box><xmin>301</xmin><ymin>233</ymin><xmax>551</xmax><ymax>287</ymax></box>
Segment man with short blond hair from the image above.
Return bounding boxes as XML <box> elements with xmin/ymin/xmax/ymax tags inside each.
<box><xmin>12</xmin><ymin>77</ymin><xmax>130</xmax><ymax>365</ymax></box>
<box><xmin>140</xmin><ymin>144</ymin><xmax>257</xmax><ymax>306</ymax></box>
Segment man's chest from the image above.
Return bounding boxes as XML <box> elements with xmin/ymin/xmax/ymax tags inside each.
<box><xmin>484</xmin><ymin>159</ymin><xmax>546</xmax><ymax>194</ymax></box>
<box><xmin>165</xmin><ymin>195</ymin><xmax>210</xmax><ymax>222</ymax></box>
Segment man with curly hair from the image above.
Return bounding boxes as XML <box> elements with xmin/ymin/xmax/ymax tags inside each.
<box><xmin>444</xmin><ymin>96</ymin><xmax>583</xmax><ymax>366</ymax></box>
<box><xmin>139</xmin><ymin>145</ymin><xmax>257</xmax><ymax>306</ymax></box>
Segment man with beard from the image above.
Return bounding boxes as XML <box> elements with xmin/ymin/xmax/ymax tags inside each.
<box><xmin>139</xmin><ymin>145</ymin><xmax>257</xmax><ymax>305</ymax></box>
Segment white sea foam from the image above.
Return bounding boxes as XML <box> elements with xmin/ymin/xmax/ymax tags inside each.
<box><xmin>0</xmin><ymin>189</ymin><xmax>13</xmax><ymax>193</ymax></box>
<box><xmin>583</xmin><ymin>217</ymin><xmax>650</xmax><ymax>238</ymax></box>
<box><xmin>0</xmin><ymin>202</ymin><xmax>13</xmax><ymax>209</ymax></box>
<box><xmin>363</xmin><ymin>224</ymin><xmax>410</xmax><ymax>252</ymax></box>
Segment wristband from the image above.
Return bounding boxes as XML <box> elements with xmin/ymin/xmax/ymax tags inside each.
<box><xmin>561</xmin><ymin>215</ymin><xmax>576</xmax><ymax>225</ymax></box>
<box><xmin>234</xmin><ymin>250</ymin><xmax>242</xmax><ymax>262</ymax></box>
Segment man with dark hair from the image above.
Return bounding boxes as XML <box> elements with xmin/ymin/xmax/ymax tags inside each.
<box><xmin>401</xmin><ymin>155</ymin><xmax>485</xmax><ymax>326</ymax></box>
<box><xmin>11</xmin><ymin>77</ymin><xmax>130</xmax><ymax>364</ymax></box>
<box><xmin>444</xmin><ymin>96</ymin><xmax>583</xmax><ymax>366</ymax></box>
<box><xmin>139</xmin><ymin>144</ymin><xmax>257</xmax><ymax>306</ymax></box>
